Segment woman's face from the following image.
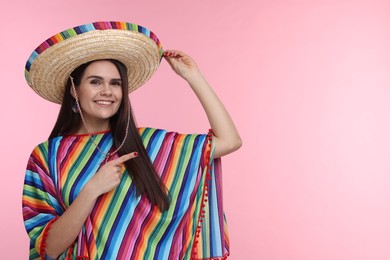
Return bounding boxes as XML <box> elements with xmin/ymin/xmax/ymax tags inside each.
<box><xmin>73</xmin><ymin>60</ymin><xmax>123</xmax><ymax>130</ymax></box>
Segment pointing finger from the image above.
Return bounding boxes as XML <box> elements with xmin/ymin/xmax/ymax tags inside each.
<box><xmin>112</xmin><ymin>152</ymin><xmax>138</xmax><ymax>164</ymax></box>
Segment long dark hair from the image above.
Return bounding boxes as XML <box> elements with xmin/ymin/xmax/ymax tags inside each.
<box><xmin>49</xmin><ymin>59</ymin><xmax>170</xmax><ymax>211</ymax></box>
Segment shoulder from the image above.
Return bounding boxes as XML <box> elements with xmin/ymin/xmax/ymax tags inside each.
<box><xmin>138</xmin><ymin>127</ymin><xmax>210</xmax><ymax>148</ymax></box>
<box><xmin>138</xmin><ymin>127</ymin><xmax>168</xmax><ymax>135</ymax></box>
<box><xmin>28</xmin><ymin>135</ymin><xmax>64</xmax><ymax>157</ymax></box>
<box><xmin>138</xmin><ymin>127</ymin><xmax>208</xmax><ymax>137</ymax></box>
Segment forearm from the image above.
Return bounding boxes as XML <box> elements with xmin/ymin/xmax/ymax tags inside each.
<box><xmin>45</xmin><ymin>184</ymin><xmax>97</xmax><ymax>258</ymax></box>
<box><xmin>186</xmin><ymin>71</ymin><xmax>242</xmax><ymax>158</ymax></box>
<box><xmin>163</xmin><ymin>49</ymin><xmax>241</xmax><ymax>157</ymax></box>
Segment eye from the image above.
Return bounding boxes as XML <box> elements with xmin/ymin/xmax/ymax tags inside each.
<box><xmin>90</xmin><ymin>79</ymin><xmax>101</xmax><ymax>85</ymax></box>
<box><xmin>111</xmin><ymin>81</ymin><xmax>122</xmax><ymax>86</ymax></box>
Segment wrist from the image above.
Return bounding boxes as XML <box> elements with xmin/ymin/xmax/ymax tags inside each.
<box><xmin>82</xmin><ymin>181</ymin><xmax>100</xmax><ymax>200</ymax></box>
<box><xmin>184</xmin><ymin>70</ymin><xmax>206</xmax><ymax>85</ymax></box>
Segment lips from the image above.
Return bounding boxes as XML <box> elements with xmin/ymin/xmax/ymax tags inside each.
<box><xmin>95</xmin><ymin>100</ymin><xmax>114</xmax><ymax>105</ymax></box>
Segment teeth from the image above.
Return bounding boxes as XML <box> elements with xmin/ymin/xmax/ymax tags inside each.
<box><xmin>96</xmin><ymin>101</ymin><xmax>113</xmax><ymax>105</ymax></box>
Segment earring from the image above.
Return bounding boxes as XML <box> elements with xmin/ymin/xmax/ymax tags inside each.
<box><xmin>72</xmin><ymin>102</ymin><xmax>79</xmax><ymax>113</ymax></box>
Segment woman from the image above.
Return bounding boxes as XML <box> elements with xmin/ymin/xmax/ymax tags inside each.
<box><xmin>23</xmin><ymin>21</ymin><xmax>241</xmax><ymax>260</ymax></box>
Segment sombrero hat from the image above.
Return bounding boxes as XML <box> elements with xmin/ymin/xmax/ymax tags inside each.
<box><xmin>25</xmin><ymin>21</ymin><xmax>163</xmax><ymax>104</ymax></box>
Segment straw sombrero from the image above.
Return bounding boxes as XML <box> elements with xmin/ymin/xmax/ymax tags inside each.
<box><xmin>25</xmin><ymin>21</ymin><xmax>163</xmax><ymax>104</ymax></box>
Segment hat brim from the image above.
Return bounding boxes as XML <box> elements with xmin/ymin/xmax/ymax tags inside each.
<box><xmin>25</xmin><ymin>22</ymin><xmax>163</xmax><ymax>104</ymax></box>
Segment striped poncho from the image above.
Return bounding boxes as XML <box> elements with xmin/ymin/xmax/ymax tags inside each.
<box><xmin>23</xmin><ymin>128</ymin><xmax>229</xmax><ymax>259</ymax></box>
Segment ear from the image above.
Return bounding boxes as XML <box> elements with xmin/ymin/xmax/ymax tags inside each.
<box><xmin>70</xmin><ymin>86</ymin><xmax>78</xmax><ymax>99</ymax></box>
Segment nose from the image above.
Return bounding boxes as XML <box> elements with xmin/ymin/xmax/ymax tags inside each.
<box><xmin>100</xmin><ymin>83</ymin><xmax>112</xmax><ymax>96</ymax></box>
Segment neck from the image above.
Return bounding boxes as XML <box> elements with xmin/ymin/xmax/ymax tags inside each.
<box><xmin>74</xmin><ymin>120</ymin><xmax>111</xmax><ymax>135</ymax></box>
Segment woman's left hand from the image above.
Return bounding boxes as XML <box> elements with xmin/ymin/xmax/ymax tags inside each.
<box><xmin>163</xmin><ymin>50</ymin><xmax>201</xmax><ymax>81</ymax></box>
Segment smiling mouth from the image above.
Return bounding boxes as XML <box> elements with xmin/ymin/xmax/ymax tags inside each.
<box><xmin>95</xmin><ymin>100</ymin><xmax>114</xmax><ymax>105</ymax></box>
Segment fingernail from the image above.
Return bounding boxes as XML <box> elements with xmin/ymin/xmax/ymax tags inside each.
<box><xmin>134</xmin><ymin>152</ymin><xmax>138</xmax><ymax>157</ymax></box>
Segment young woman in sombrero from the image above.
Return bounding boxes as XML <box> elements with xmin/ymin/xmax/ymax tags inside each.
<box><xmin>23</xmin><ymin>21</ymin><xmax>241</xmax><ymax>260</ymax></box>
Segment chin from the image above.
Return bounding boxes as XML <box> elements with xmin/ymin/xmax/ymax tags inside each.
<box><xmin>100</xmin><ymin>113</ymin><xmax>117</xmax><ymax>119</ymax></box>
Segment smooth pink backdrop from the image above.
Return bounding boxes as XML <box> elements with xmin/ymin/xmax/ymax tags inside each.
<box><xmin>1</xmin><ymin>0</ymin><xmax>390</xmax><ymax>259</ymax></box>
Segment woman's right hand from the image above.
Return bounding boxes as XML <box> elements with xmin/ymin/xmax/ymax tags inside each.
<box><xmin>86</xmin><ymin>152</ymin><xmax>138</xmax><ymax>197</ymax></box>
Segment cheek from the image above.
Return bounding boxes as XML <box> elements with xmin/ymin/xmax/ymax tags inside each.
<box><xmin>76</xmin><ymin>85</ymin><xmax>91</xmax><ymax>100</ymax></box>
<box><xmin>78</xmin><ymin>91</ymin><xmax>91</xmax><ymax>104</ymax></box>
<box><xmin>116</xmin><ymin>88</ymin><xmax>124</xmax><ymax>101</ymax></box>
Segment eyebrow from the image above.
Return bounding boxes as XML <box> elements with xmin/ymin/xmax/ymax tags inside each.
<box><xmin>86</xmin><ymin>75</ymin><xmax>121</xmax><ymax>81</ymax></box>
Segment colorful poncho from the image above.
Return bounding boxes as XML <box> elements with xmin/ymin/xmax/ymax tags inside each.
<box><xmin>23</xmin><ymin>128</ymin><xmax>230</xmax><ymax>259</ymax></box>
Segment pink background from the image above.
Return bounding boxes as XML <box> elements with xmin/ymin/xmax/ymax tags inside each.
<box><xmin>1</xmin><ymin>0</ymin><xmax>390</xmax><ymax>259</ymax></box>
